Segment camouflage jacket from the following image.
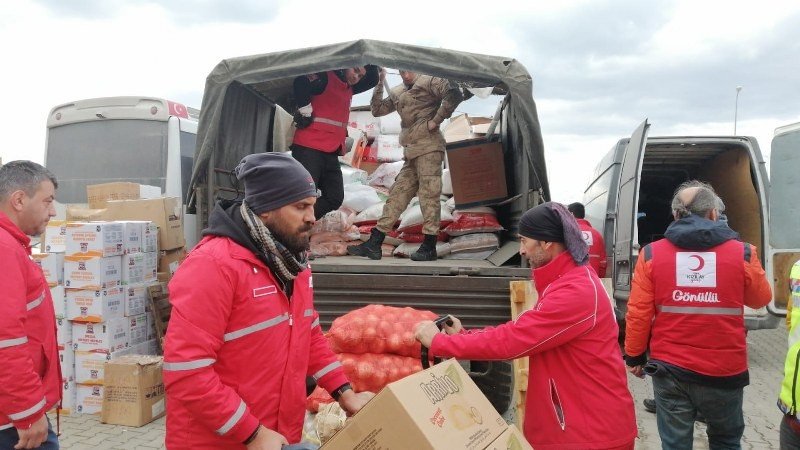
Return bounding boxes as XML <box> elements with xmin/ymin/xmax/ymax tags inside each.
<box><xmin>371</xmin><ymin>74</ymin><xmax>462</xmax><ymax>160</ymax></box>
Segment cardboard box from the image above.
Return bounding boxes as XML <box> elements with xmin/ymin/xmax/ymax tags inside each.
<box><xmin>66</xmin><ymin>287</ymin><xmax>124</xmax><ymax>323</ymax></box>
<box><xmin>124</xmin><ymin>284</ymin><xmax>148</xmax><ymax>316</ymax></box>
<box><xmin>65</xmin><ymin>222</ymin><xmax>124</xmax><ymax>257</ymax></box>
<box><xmin>321</xmin><ymin>359</ymin><xmax>507</xmax><ymax>450</ymax></box>
<box><xmin>76</xmin><ymin>384</ymin><xmax>104</xmax><ymax>414</ymax></box>
<box><xmin>117</xmin><ymin>221</ymin><xmax>144</xmax><ymax>254</ymax></box>
<box><xmin>104</xmin><ymin>197</ymin><xmax>184</xmax><ymax>251</ymax></box>
<box><xmin>146</xmin><ymin>311</ymin><xmax>157</xmax><ymax>342</ymax></box>
<box><xmin>122</xmin><ymin>252</ymin><xmax>157</xmax><ymax>285</ymax></box>
<box><xmin>73</xmin><ymin>318</ymin><xmax>130</xmax><ymax>352</ymax></box>
<box><xmin>44</xmin><ymin>220</ymin><xmax>67</xmax><ymax>253</ymax></box>
<box><xmin>446</xmin><ymin>140</ymin><xmax>508</xmax><ymax>209</ymax></box>
<box><xmin>60</xmin><ymin>379</ymin><xmax>76</xmax><ymax>414</ymax></box>
<box><xmin>64</xmin><ymin>255</ymin><xmax>122</xmax><ymax>290</ymax></box>
<box><xmin>56</xmin><ymin>317</ymin><xmax>72</xmax><ymax>346</ymax></box>
<box><xmin>87</xmin><ymin>182</ymin><xmax>161</xmax><ymax>209</ymax></box>
<box><xmin>51</xmin><ymin>285</ymin><xmax>66</xmax><ymax>318</ymax></box>
<box><xmin>129</xmin><ymin>314</ymin><xmax>148</xmax><ymax>346</ymax></box>
<box><xmin>444</xmin><ymin>114</ymin><xmax>493</xmax><ymax>143</ymax></box>
<box><xmin>158</xmin><ymin>248</ymin><xmax>186</xmax><ymax>276</ymax></box>
<box><xmin>142</xmin><ymin>222</ymin><xmax>158</xmax><ymax>253</ymax></box>
<box><xmin>100</xmin><ymin>355</ymin><xmax>165</xmax><ymax>427</ymax></box>
<box><xmin>66</xmin><ymin>205</ymin><xmax>107</xmax><ymax>222</ymax></box>
<box><xmin>485</xmin><ymin>425</ymin><xmax>533</xmax><ymax>450</ymax></box>
<box><xmin>74</xmin><ymin>349</ymin><xmax>112</xmax><ymax>384</ymax></box>
<box><xmin>32</xmin><ymin>253</ymin><xmax>63</xmax><ymax>285</ymax></box>
<box><xmin>59</xmin><ymin>343</ymin><xmax>75</xmax><ymax>381</ymax></box>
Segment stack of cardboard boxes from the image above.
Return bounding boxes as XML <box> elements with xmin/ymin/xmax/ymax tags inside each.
<box><xmin>39</xmin><ymin>182</ymin><xmax>180</xmax><ymax>418</ymax></box>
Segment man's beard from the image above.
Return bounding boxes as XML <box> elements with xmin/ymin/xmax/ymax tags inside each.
<box><xmin>264</xmin><ymin>216</ymin><xmax>312</xmax><ymax>255</ymax></box>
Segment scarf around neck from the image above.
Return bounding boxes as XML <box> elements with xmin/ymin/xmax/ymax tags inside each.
<box><xmin>239</xmin><ymin>202</ymin><xmax>307</xmax><ymax>292</ymax></box>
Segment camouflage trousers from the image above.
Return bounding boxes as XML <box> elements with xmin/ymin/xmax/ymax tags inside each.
<box><xmin>377</xmin><ymin>151</ymin><xmax>443</xmax><ymax>236</ymax></box>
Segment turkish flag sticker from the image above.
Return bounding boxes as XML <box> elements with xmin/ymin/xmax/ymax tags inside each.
<box><xmin>167</xmin><ymin>101</ymin><xmax>189</xmax><ymax>118</ymax></box>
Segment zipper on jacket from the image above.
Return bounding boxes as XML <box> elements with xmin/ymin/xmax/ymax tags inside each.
<box><xmin>549</xmin><ymin>378</ymin><xmax>566</xmax><ymax>431</ymax></box>
<box><xmin>289</xmin><ymin>314</ymin><xmax>293</xmax><ymax>327</ymax></box>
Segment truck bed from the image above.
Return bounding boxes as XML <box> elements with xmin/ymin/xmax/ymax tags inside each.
<box><xmin>310</xmin><ymin>256</ymin><xmax>530</xmax><ymax>330</ymax></box>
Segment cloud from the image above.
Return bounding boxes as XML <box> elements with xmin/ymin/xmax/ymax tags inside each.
<box><xmin>29</xmin><ymin>0</ymin><xmax>282</xmax><ymax>24</ymax></box>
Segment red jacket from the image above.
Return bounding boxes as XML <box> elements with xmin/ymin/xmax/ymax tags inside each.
<box><xmin>576</xmin><ymin>218</ymin><xmax>607</xmax><ymax>277</ymax></box>
<box><xmin>0</xmin><ymin>212</ymin><xmax>62</xmax><ymax>431</ymax></box>
<box><xmin>292</xmin><ymin>70</ymin><xmax>352</xmax><ymax>152</ymax></box>
<box><xmin>649</xmin><ymin>239</ymin><xmax>749</xmax><ymax>375</ymax></box>
<box><xmin>431</xmin><ymin>252</ymin><xmax>636</xmax><ymax>449</ymax></box>
<box><xmin>163</xmin><ymin>235</ymin><xmax>348</xmax><ymax>449</ymax></box>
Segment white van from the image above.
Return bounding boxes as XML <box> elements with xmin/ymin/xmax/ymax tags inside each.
<box><xmin>582</xmin><ymin>119</ymin><xmax>794</xmax><ymax>330</ymax></box>
<box><xmin>44</xmin><ymin>96</ymin><xmax>200</xmax><ymax>248</ymax></box>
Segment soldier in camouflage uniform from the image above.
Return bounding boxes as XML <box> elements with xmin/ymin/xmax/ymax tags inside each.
<box><xmin>348</xmin><ymin>68</ymin><xmax>463</xmax><ymax>261</ymax></box>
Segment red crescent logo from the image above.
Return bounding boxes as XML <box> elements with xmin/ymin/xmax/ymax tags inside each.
<box><xmin>688</xmin><ymin>255</ymin><xmax>705</xmax><ymax>271</ymax></box>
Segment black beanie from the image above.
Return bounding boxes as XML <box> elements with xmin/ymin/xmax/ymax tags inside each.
<box><xmin>519</xmin><ymin>202</ymin><xmax>564</xmax><ymax>242</ymax></box>
<box><xmin>519</xmin><ymin>202</ymin><xmax>589</xmax><ymax>265</ymax></box>
<box><xmin>234</xmin><ymin>152</ymin><xmax>319</xmax><ymax>214</ymax></box>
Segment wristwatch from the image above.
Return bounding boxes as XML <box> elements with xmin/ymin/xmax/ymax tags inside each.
<box><xmin>331</xmin><ymin>382</ymin><xmax>353</xmax><ymax>401</ymax></box>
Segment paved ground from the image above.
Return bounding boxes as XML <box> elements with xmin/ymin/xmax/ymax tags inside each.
<box><xmin>50</xmin><ymin>326</ymin><xmax>788</xmax><ymax>449</ymax></box>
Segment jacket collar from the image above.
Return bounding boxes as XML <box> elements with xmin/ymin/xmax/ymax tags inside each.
<box><xmin>0</xmin><ymin>211</ymin><xmax>31</xmax><ymax>254</ymax></box>
<box><xmin>576</xmin><ymin>218</ymin><xmax>592</xmax><ymax>227</ymax></box>
<box><xmin>532</xmin><ymin>251</ymin><xmax>579</xmax><ymax>295</ymax></box>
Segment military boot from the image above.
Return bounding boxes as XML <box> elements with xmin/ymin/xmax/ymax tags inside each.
<box><xmin>410</xmin><ymin>234</ymin><xmax>438</xmax><ymax>261</ymax></box>
<box><xmin>347</xmin><ymin>228</ymin><xmax>385</xmax><ymax>260</ymax></box>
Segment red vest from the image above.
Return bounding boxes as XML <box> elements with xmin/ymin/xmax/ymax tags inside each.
<box><xmin>576</xmin><ymin>218</ymin><xmax>606</xmax><ymax>277</ymax></box>
<box><xmin>648</xmin><ymin>238</ymin><xmax>748</xmax><ymax>376</ymax></box>
<box><xmin>292</xmin><ymin>71</ymin><xmax>352</xmax><ymax>152</ymax></box>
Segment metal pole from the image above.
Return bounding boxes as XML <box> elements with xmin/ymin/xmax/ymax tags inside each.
<box><xmin>734</xmin><ymin>86</ymin><xmax>742</xmax><ymax>135</ymax></box>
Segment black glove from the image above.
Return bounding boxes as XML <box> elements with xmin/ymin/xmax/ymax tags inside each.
<box><xmin>294</xmin><ymin>111</ymin><xmax>313</xmax><ymax>129</ymax></box>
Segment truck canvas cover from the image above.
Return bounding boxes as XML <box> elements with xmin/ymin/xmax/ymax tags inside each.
<box><xmin>186</xmin><ymin>39</ymin><xmax>549</xmax><ymax>213</ymax></box>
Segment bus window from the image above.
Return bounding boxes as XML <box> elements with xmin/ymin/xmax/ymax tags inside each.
<box><xmin>46</xmin><ymin>119</ymin><xmax>168</xmax><ymax>203</ymax></box>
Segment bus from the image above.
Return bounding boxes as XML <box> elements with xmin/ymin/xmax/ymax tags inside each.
<box><xmin>44</xmin><ymin>96</ymin><xmax>199</xmax><ymax>248</ymax></box>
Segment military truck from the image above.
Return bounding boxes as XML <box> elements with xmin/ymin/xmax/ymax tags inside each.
<box><xmin>185</xmin><ymin>39</ymin><xmax>551</xmax><ymax>413</ymax></box>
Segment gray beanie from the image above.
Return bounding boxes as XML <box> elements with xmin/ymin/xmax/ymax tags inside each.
<box><xmin>234</xmin><ymin>153</ymin><xmax>318</xmax><ymax>214</ymax></box>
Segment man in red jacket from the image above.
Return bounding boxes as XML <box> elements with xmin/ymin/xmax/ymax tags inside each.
<box><xmin>0</xmin><ymin>161</ymin><xmax>62</xmax><ymax>450</ymax></box>
<box><xmin>291</xmin><ymin>65</ymin><xmax>379</xmax><ymax>219</ymax></box>
<box><xmin>625</xmin><ymin>180</ymin><xmax>772</xmax><ymax>449</ymax></box>
<box><xmin>567</xmin><ymin>202</ymin><xmax>607</xmax><ymax>277</ymax></box>
<box><xmin>163</xmin><ymin>153</ymin><xmax>372</xmax><ymax>450</ymax></box>
<box><xmin>415</xmin><ymin>202</ymin><xmax>637</xmax><ymax>450</ymax></box>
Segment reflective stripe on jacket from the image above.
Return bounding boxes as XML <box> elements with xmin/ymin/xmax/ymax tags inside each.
<box><xmin>163</xmin><ymin>235</ymin><xmax>347</xmax><ymax>449</ymax></box>
<box><xmin>292</xmin><ymin>71</ymin><xmax>352</xmax><ymax>152</ymax></box>
<box><xmin>0</xmin><ymin>213</ymin><xmax>62</xmax><ymax>431</ymax></box>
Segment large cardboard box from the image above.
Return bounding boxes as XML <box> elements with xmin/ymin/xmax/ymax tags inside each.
<box><xmin>321</xmin><ymin>359</ymin><xmax>507</xmax><ymax>450</ymax></box>
<box><xmin>76</xmin><ymin>384</ymin><xmax>104</xmax><ymax>414</ymax></box>
<box><xmin>116</xmin><ymin>221</ymin><xmax>144</xmax><ymax>254</ymax></box>
<box><xmin>73</xmin><ymin>318</ymin><xmax>130</xmax><ymax>352</ymax></box>
<box><xmin>64</xmin><ymin>255</ymin><xmax>122</xmax><ymax>290</ymax></box>
<box><xmin>158</xmin><ymin>248</ymin><xmax>186</xmax><ymax>276</ymax></box>
<box><xmin>32</xmin><ymin>253</ymin><xmax>63</xmax><ymax>285</ymax></box>
<box><xmin>44</xmin><ymin>220</ymin><xmax>67</xmax><ymax>253</ymax></box>
<box><xmin>66</xmin><ymin>287</ymin><xmax>124</xmax><ymax>323</ymax></box>
<box><xmin>87</xmin><ymin>182</ymin><xmax>161</xmax><ymax>209</ymax></box>
<box><xmin>104</xmin><ymin>197</ymin><xmax>184</xmax><ymax>251</ymax></box>
<box><xmin>65</xmin><ymin>222</ymin><xmax>124</xmax><ymax>257</ymax></box>
<box><xmin>101</xmin><ymin>355</ymin><xmax>166</xmax><ymax>427</ymax></box>
<box><xmin>484</xmin><ymin>425</ymin><xmax>533</xmax><ymax>450</ymax></box>
<box><xmin>446</xmin><ymin>140</ymin><xmax>508</xmax><ymax>209</ymax></box>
